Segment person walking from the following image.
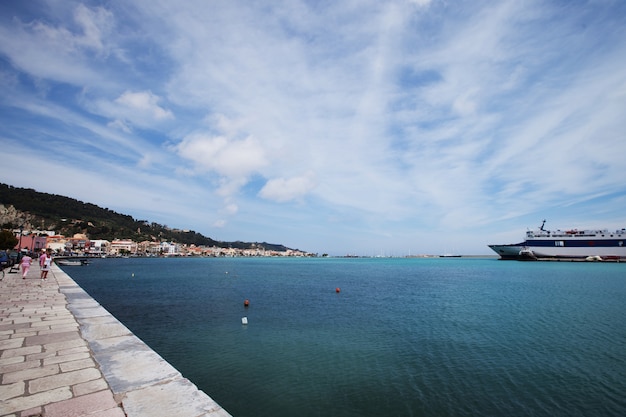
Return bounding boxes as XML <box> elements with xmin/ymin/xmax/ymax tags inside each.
<box><xmin>19</xmin><ymin>251</ymin><xmax>33</xmax><ymax>279</ymax></box>
<box><xmin>40</xmin><ymin>249</ymin><xmax>52</xmax><ymax>281</ymax></box>
<box><xmin>38</xmin><ymin>249</ymin><xmax>46</xmax><ymax>266</ymax></box>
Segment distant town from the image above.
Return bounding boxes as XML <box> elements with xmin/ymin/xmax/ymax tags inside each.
<box><xmin>11</xmin><ymin>228</ymin><xmax>315</xmax><ymax>258</ymax></box>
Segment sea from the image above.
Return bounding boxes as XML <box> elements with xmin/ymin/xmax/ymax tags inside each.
<box><xmin>61</xmin><ymin>257</ymin><xmax>626</xmax><ymax>417</ymax></box>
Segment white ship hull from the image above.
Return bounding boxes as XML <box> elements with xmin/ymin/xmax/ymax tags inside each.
<box><xmin>524</xmin><ymin>246</ymin><xmax>626</xmax><ymax>259</ymax></box>
<box><xmin>489</xmin><ymin>221</ymin><xmax>626</xmax><ymax>260</ymax></box>
<box><xmin>488</xmin><ymin>244</ymin><xmax>524</xmax><ymax>260</ymax></box>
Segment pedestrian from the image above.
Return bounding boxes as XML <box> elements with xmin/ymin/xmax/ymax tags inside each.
<box><xmin>19</xmin><ymin>251</ymin><xmax>33</xmax><ymax>279</ymax></box>
<box><xmin>38</xmin><ymin>249</ymin><xmax>46</xmax><ymax>267</ymax></box>
<box><xmin>40</xmin><ymin>249</ymin><xmax>52</xmax><ymax>281</ymax></box>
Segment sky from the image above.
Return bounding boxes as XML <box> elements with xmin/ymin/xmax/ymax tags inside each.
<box><xmin>1</xmin><ymin>0</ymin><xmax>625</xmax><ymax>256</ymax></box>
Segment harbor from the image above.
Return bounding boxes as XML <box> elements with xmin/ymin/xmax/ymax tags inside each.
<box><xmin>0</xmin><ymin>262</ymin><xmax>231</xmax><ymax>417</ymax></box>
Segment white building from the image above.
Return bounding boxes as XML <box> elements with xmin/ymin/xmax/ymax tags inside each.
<box><xmin>88</xmin><ymin>240</ymin><xmax>110</xmax><ymax>255</ymax></box>
<box><xmin>110</xmin><ymin>239</ymin><xmax>137</xmax><ymax>255</ymax></box>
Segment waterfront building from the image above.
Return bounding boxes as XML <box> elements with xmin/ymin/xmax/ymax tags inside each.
<box><xmin>86</xmin><ymin>239</ymin><xmax>111</xmax><ymax>256</ymax></box>
<box><xmin>110</xmin><ymin>239</ymin><xmax>138</xmax><ymax>255</ymax></box>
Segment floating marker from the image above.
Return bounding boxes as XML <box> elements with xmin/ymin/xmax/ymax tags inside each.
<box><xmin>244</xmin><ymin>299</ymin><xmax>250</xmax><ymax>307</ymax></box>
<box><xmin>241</xmin><ymin>317</ymin><xmax>248</xmax><ymax>325</ymax></box>
<box><xmin>335</xmin><ymin>287</ymin><xmax>341</xmax><ymax>293</ymax></box>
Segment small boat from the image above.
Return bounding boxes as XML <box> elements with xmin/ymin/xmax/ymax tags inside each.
<box><xmin>56</xmin><ymin>259</ymin><xmax>90</xmax><ymax>266</ymax></box>
<box><xmin>518</xmin><ymin>248</ymin><xmax>537</xmax><ymax>261</ymax></box>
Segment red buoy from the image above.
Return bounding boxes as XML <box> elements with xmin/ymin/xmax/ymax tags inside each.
<box><xmin>244</xmin><ymin>299</ymin><xmax>250</xmax><ymax>307</ymax></box>
<box><xmin>335</xmin><ymin>287</ymin><xmax>341</xmax><ymax>293</ymax></box>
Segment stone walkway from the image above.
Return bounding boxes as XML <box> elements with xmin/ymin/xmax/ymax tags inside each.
<box><xmin>1</xmin><ymin>262</ymin><xmax>232</xmax><ymax>417</ymax></box>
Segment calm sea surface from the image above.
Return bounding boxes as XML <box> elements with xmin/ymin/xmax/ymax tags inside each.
<box><xmin>62</xmin><ymin>257</ymin><xmax>626</xmax><ymax>417</ymax></box>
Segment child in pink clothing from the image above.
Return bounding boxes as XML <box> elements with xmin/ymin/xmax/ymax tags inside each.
<box><xmin>20</xmin><ymin>254</ymin><xmax>33</xmax><ymax>279</ymax></box>
<box><xmin>40</xmin><ymin>249</ymin><xmax>52</xmax><ymax>280</ymax></box>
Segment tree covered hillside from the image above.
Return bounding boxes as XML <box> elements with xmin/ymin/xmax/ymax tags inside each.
<box><xmin>0</xmin><ymin>183</ymin><xmax>291</xmax><ymax>251</ymax></box>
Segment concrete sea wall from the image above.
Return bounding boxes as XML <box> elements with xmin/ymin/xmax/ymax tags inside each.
<box><xmin>58</xmin><ymin>264</ymin><xmax>233</xmax><ymax>417</ymax></box>
<box><xmin>0</xmin><ymin>263</ymin><xmax>232</xmax><ymax>417</ymax></box>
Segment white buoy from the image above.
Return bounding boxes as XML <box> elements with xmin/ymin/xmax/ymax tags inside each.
<box><xmin>241</xmin><ymin>317</ymin><xmax>248</xmax><ymax>325</ymax></box>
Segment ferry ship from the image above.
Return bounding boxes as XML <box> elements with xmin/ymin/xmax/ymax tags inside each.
<box><xmin>489</xmin><ymin>220</ymin><xmax>626</xmax><ymax>260</ymax></box>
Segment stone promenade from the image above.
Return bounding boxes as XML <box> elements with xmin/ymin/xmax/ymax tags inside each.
<box><xmin>0</xmin><ymin>261</ymin><xmax>232</xmax><ymax>417</ymax></box>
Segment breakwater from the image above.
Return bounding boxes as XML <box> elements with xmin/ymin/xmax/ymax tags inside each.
<box><xmin>0</xmin><ymin>263</ymin><xmax>232</xmax><ymax>417</ymax></box>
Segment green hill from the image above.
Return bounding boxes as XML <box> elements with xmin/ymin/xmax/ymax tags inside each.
<box><xmin>0</xmin><ymin>183</ymin><xmax>292</xmax><ymax>251</ymax></box>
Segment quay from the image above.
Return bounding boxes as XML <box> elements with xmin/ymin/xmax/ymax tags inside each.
<box><xmin>1</xmin><ymin>262</ymin><xmax>232</xmax><ymax>417</ymax></box>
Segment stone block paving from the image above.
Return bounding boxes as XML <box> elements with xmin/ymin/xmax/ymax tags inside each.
<box><xmin>0</xmin><ymin>263</ymin><xmax>125</xmax><ymax>417</ymax></box>
<box><xmin>1</xmin><ymin>262</ymin><xmax>232</xmax><ymax>417</ymax></box>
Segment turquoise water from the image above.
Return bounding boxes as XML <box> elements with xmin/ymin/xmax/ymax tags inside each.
<box><xmin>63</xmin><ymin>257</ymin><xmax>626</xmax><ymax>417</ymax></box>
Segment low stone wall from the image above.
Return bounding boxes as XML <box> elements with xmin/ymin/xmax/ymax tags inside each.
<box><xmin>55</xmin><ymin>264</ymin><xmax>233</xmax><ymax>417</ymax></box>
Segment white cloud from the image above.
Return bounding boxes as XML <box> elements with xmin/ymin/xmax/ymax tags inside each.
<box><xmin>115</xmin><ymin>91</ymin><xmax>173</xmax><ymax>120</ymax></box>
<box><xmin>224</xmin><ymin>203</ymin><xmax>239</xmax><ymax>215</ymax></box>
<box><xmin>259</xmin><ymin>172</ymin><xmax>317</xmax><ymax>203</ymax></box>
<box><xmin>407</xmin><ymin>0</ymin><xmax>432</xmax><ymax>6</ymax></box>
<box><xmin>87</xmin><ymin>90</ymin><xmax>174</xmax><ymax>132</ymax></box>
<box><xmin>71</xmin><ymin>4</ymin><xmax>113</xmax><ymax>52</ymax></box>
<box><xmin>213</xmin><ymin>219</ymin><xmax>227</xmax><ymax>228</ymax></box>
<box><xmin>107</xmin><ymin>119</ymin><xmax>132</xmax><ymax>133</ymax></box>
<box><xmin>91</xmin><ymin>89</ymin><xmax>170</xmax><ymax>125</ymax></box>
<box><xmin>0</xmin><ymin>3</ymin><xmax>114</xmax><ymax>85</ymax></box>
<box><xmin>175</xmin><ymin>132</ymin><xmax>267</xmax><ymax>180</ymax></box>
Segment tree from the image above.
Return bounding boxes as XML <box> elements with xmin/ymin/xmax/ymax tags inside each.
<box><xmin>0</xmin><ymin>229</ymin><xmax>18</xmax><ymax>250</ymax></box>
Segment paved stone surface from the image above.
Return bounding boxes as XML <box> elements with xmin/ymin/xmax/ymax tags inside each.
<box><xmin>1</xmin><ymin>261</ymin><xmax>233</xmax><ymax>417</ymax></box>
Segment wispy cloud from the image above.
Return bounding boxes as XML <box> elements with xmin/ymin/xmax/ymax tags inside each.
<box><xmin>1</xmin><ymin>0</ymin><xmax>625</xmax><ymax>254</ymax></box>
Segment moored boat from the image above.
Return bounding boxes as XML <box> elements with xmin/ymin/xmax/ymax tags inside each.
<box><xmin>517</xmin><ymin>247</ymin><xmax>538</xmax><ymax>261</ymax></box>
<box><xmin>56</xmin><ymin>259</ymin><xmax>90</xmax><ymax>266</ymax></box>
<box><xmin>489</xmin><ymin>220</ymin><xmax>626</xmax><ymax>260</ymax></box>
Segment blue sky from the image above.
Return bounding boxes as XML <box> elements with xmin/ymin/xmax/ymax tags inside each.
<box><xmin>1</xmin><ymin>0</ymin><xmax>625</xmax><ymax>256</ymax></box>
